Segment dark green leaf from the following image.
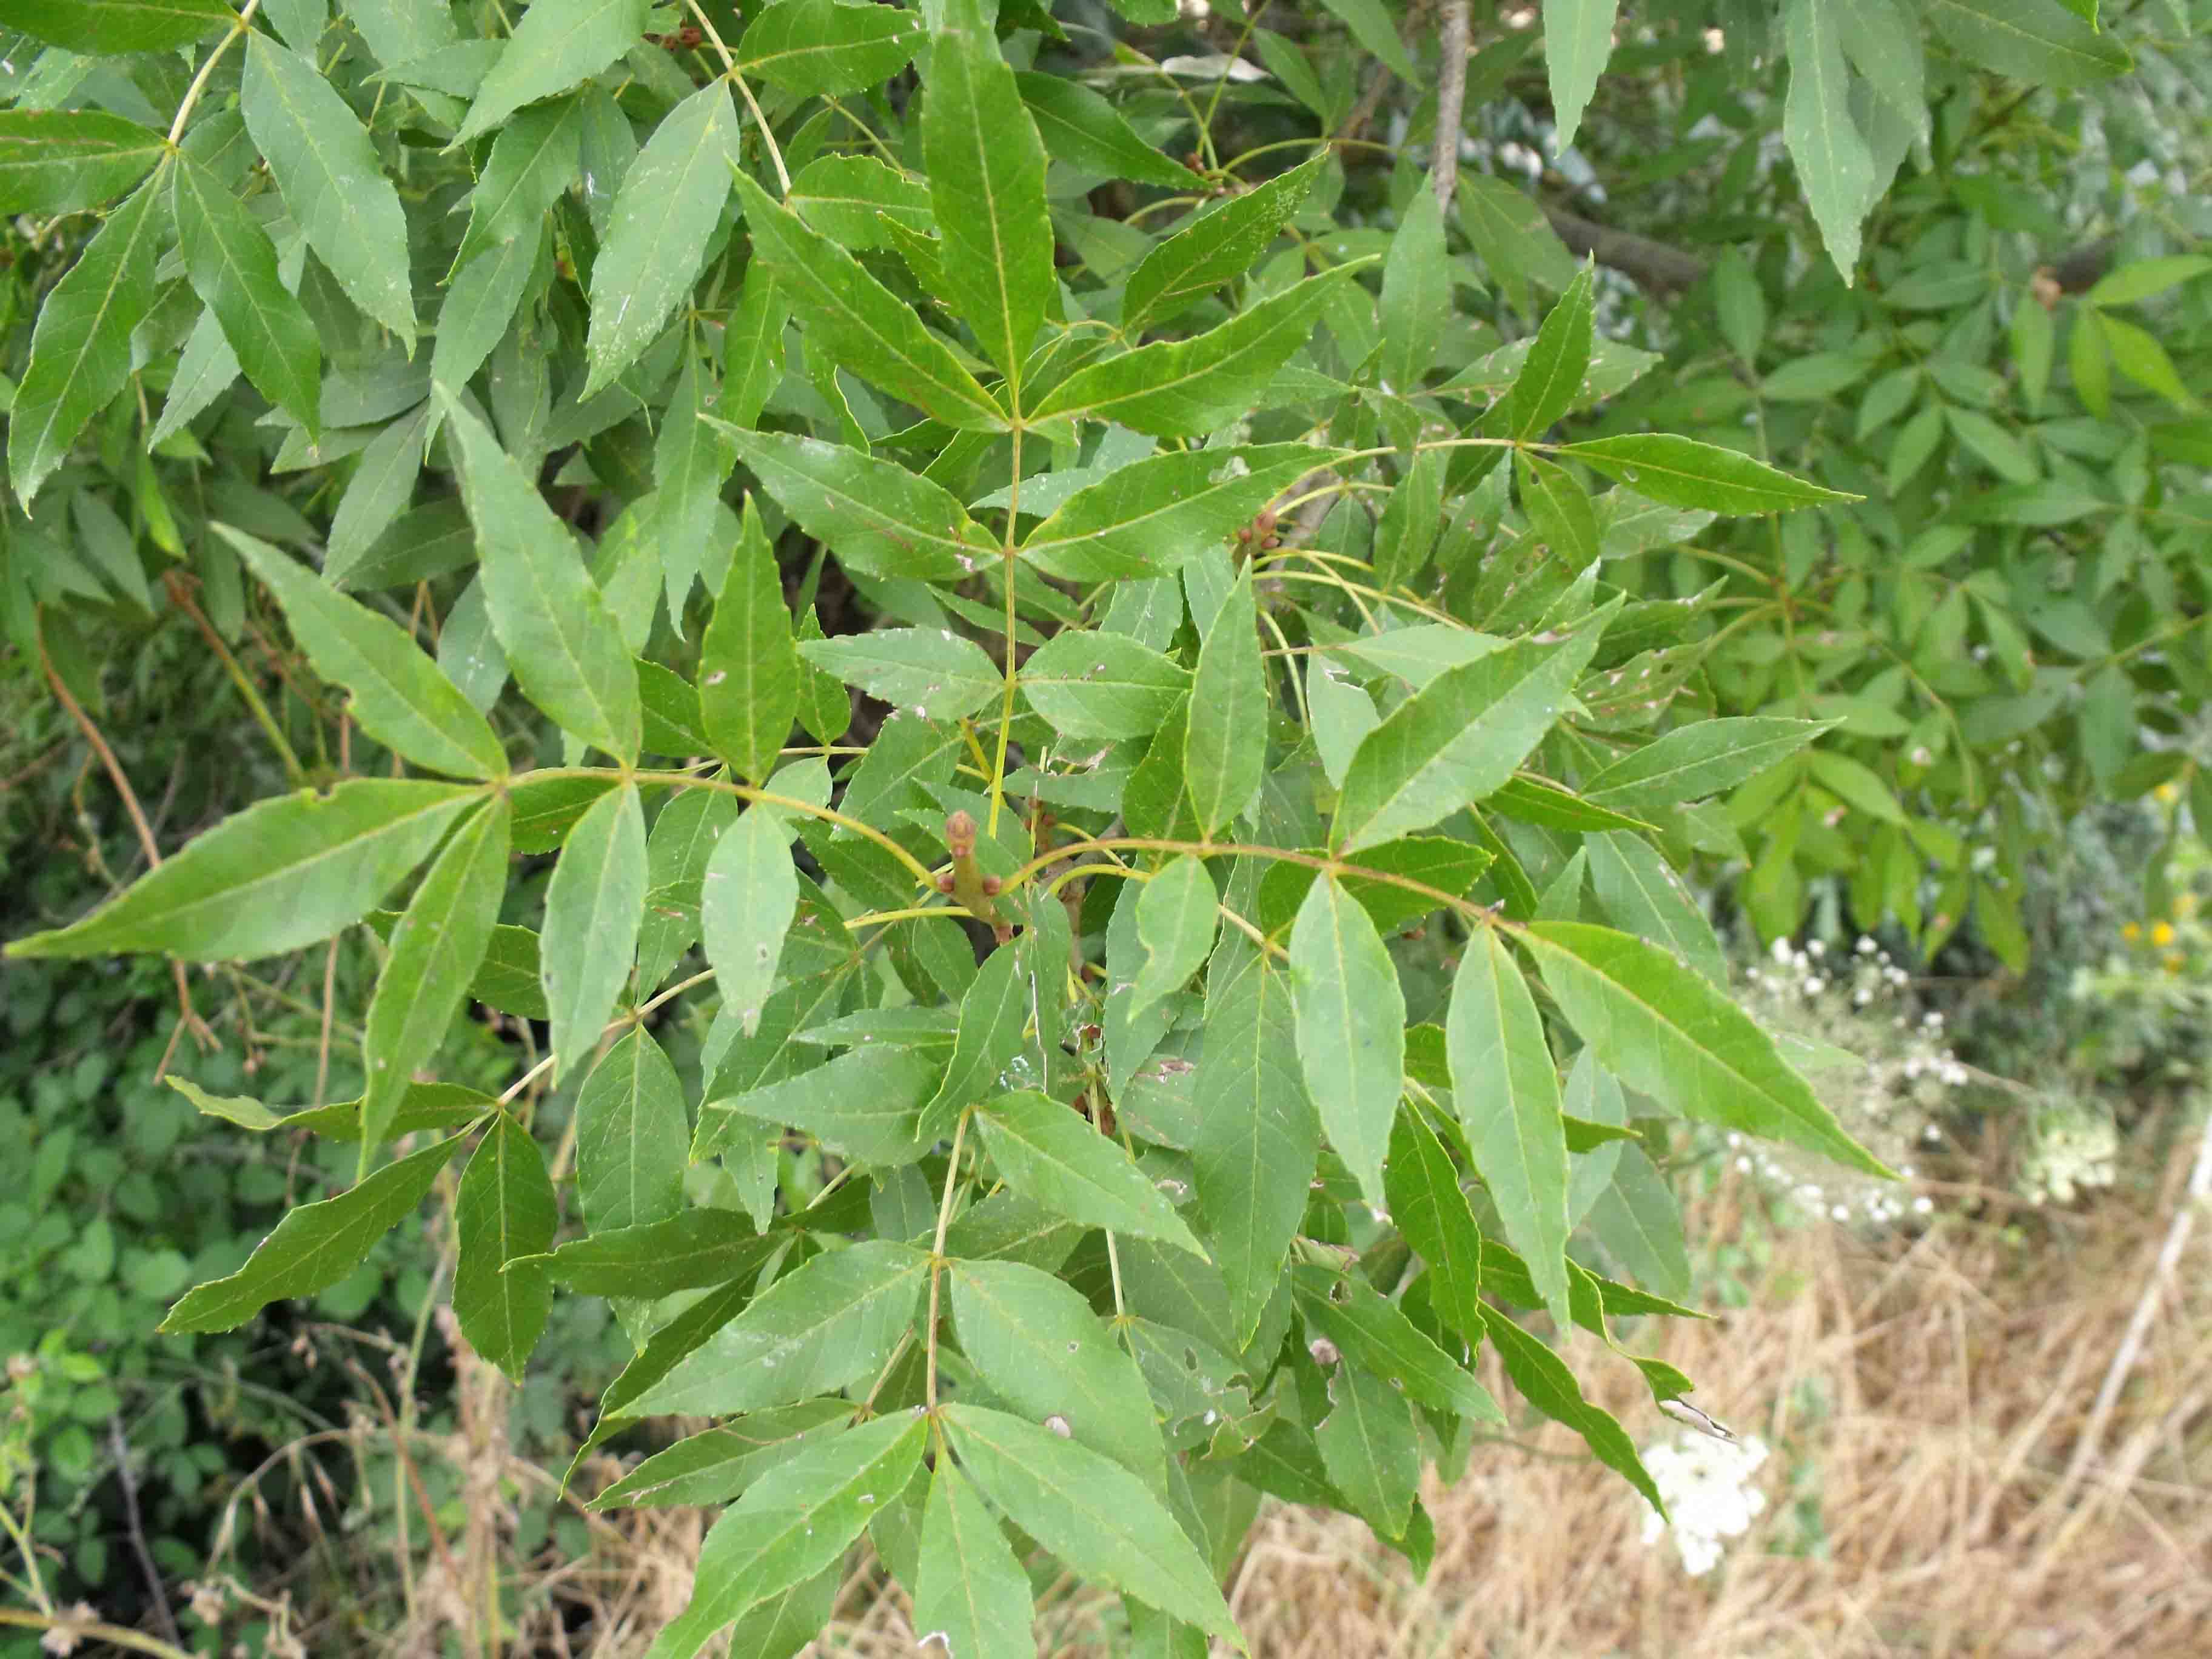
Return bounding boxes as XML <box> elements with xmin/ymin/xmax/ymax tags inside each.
<box><xmin>1193</xmin><ymin>945</ymin><xmax>1317</xmax><ymax>1341</ymax></box>
<box><xmin>729</xmin><ymin>168</ymin><xmax>1006</xmax><ymax>432</ymax></box>
<box><xmin>220</xmin><ymin>527</ymin><xmax>506</xmax><ymax>781</ymax></box>
<box><xmin>1478</xmin><ymin>1305</ymin><xmax>1664</xmax><ymax>1513</ymax></box>
<box><xmin>361</xmin><ymin>796</ymin><xmax>509</xmax><ymax>1151</ymax></box>
<box><xmin>976</xmin><ymin>1090</ymin><xmax>1207</xmax><ymax>1255</ymax></box>
<box><xmin>1378</xmin><ymin>178</ymin><xmax>1449</xmax><ymax>392</ymax></box>
<box><xmin>457</xmin><ymin>0</ymin><xmax>650</xmax><ymax>144</ymax></box>
<box><xmin>702</xmin><ymin>499</ymin><xmax>801</xmax><ymax>783</ymax></box>
<box><xmin>1289</xmin><ymin>874</ymin><xmax>1404</xmax><ymax>1204</ymax></box>
<box><xmin>941</xmin><ymin>1404</ymin><xmax>1239</xmax><ymax>1640</ymax></box>
<box><xmin>709</xmin><ymin>420</ymin><xmax>991</xmax><ymax>584</ymax></box>
<box><xmin>1924</xmin><ymin>0</ymin><xmax>2131</xmax><ymax>89</ymax></box>
<box><xmin>583</xmin><ymin>80</ymin><xmax>739</xmax><ymax>396</ymax></box>
<box><xmin>925</xmin><ymin>1</ymin><xmax>1053</xmax><ymax>388</ymax></box>
<box><xmin>1556</xmin><ymin>434</ymin><xmax>1854</xmax><ymax>514</ymax></box>
<box><xmin>950</xmin><ymin>1258</ymin><xmax>1167</xmax><ymax>1487</ymax></box>
<box><xmin>532</xmin><ymin>1208</ymin><xmax>781</xmax><ymax>1298</ymax></box>
<box><xmin>0</xmin><ymin>0</ymin><xmax>232</xmax><ymax>55</ymax></box>
<box><xmin>590</xmin><ymin>1400</ymin><xmax>851</xmax><ymax>1510</ymax></box>
<box><xmin>243</xmin><ymin>34</ymin><xmax>416</xmax><ymax>347</ymax></box>
<box><xmin>172</xmin><ymin>156</ymin><xmax>321</xmax><ymax>432</ymax></box>
<box><xmin>8</xmin><ymin>169</ymin><xmax>167</xmax><ymax>508</ymax></box>
<box><xmin>1018</xmin><ymin>444</ymin><xmax>1337</xmax><ymax>583</ymax></box>
<box><xmin>695</xmin><ymin>1045</ymin><xmax>940</xmax><ymax>1167</ymax></box>
<box><xmin>443</xmin><ymin>395</ymin><xmax>642</xmax><ymax>760</ymax></box>
<box><xmin>734</xmin><ymin>0</ymin><xmax>923</xmax><ymax>96</ymax></box>
<box><xmin>1504</xmin><ymin>264</ymin><xmax>1595</xmax><ymax>438</ymax></box>
<box><xmin>540</xmin><ymin>782</ymin><xmax>646</xmax><ymax>1084</ymax></box>
<box><xmin>645</xmin><ymin>1410</ymin><xmax>929</xmax><ymax>1659</ymax></box>
<box><xmin>1446</xmin><ymin>930</ymin><xmax>1570</xmax><ymax>1328</ymax></box>
<box><xmin>453</xmin><ymin>1111</ymin><xmax>557</xmax><ymax>1377</ymax></box>
<box><xmin>1122</xmin><ymin>152</ymin><xmax>1324</xmax><ymax>331</ymax></box>
<box><xmin>575</xmin><ymin>1026</ymin><xmax>688</xmax><ymax>1234</ymax></box>
<box><xmin>7</xmin><ymin>780</ymin><xmax>477</xmax><ymax>962</ymax></box>
<box><xmin>913</xmin><ymin>1464</ymin><xmax>1036</xmax><ymax>1659</ymax></box>
<box><xmin>1384</xmin><ymin>1110</ymin><xmax>1485</xmax><ymax>1344</ymax></box>
<box><xmin>629</xmin><ymin>1240</ymin><xmax>930</xmax><ymax>1416</ymax></box>
<box><xmin>1332</xmin><ymin>612</ymin><xmax>1609</xmax><ymax>854</ymax></box>
<box><xmin>1184</xmin><ymin>568</ymin><xmax>1265</xmax><ymax>836</ymax></box>
<box><xmin>1581</xmin><ymin>717</ymin><xmax>1828</xmax><ymax>813</ymax></box>
<box><xmin>0</xmin><ymin>109</ymin><xmax>165</xmax><ymax>213</ymax></box>
<box><xmin>161</xmin><ymin>1135</ymin><xmax>465</xmax><ymax>1333</ymax></box>
<box><xmin>1521</xmin><ymin>922</ymin><xmax>1892</xmax><ymax>1176</ymax></box>
<box><xmin>1014</xmin><ymin>70</ymin><xmax>1199</xmax><ymax>189</ymax></box>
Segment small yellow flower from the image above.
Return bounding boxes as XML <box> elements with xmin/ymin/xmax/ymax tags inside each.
<box><xmin>2152</xmin><ymin>921</ymin><xmax>2176</xmax><ymax>947</ymax></box>
<box><xmin>2122</xmin><ymin>922</ymin><xmax>2142</xmax><ymax>942</ymax></box>
<box><xmin>2156</xmin><ymin>782</ymin><xmax>2180</xmax><ymax>805</ymax></box>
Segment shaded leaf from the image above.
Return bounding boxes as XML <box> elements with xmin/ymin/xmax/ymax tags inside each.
<box><xmin>453</xmin><ymin>1111</ymin><xmax>557</xmax><ymax>1377</ymax></box>
<box><xmin>977</xmin><ymin>1090</ymin><xmax>1207</xmax><ymax>1256</ymax></box>
<box><xmin>541</xmin><ymin>782</ymin><xmax>646</xmax><ymax>1084</ymax></box>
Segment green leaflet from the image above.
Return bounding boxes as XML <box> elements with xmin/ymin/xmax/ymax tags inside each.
<box><xmin>1782</xmin><ymin>0</ymin><xmax>1876</xmax><ymax>280</ymax></box>
<box><xmin>702</xmin><ymin>804</ymin><xmax>800</xmax><ymax>1039</ymax></box>
<box><xmin>574</xmin><ymin>1026</ymin><xmax>689</xmax><ymax>1235</ymax></box>
<box><xmin>976</xmin><ymin>1090</ymin><xmax>1207</xmax><ymax>1256</ymax></box>
<box><xmin>1446</xmin><ymin>930</ymin><xmax>1571</xmax><ymax>1330</ymax></box>
<box><xmin>1191</xmin><ymin>942</ymin><xmax>1318</xmax><ymax>1341</ymax></box>
<box><xmin>1924</xmin><ymin>0</ymin><xmax>2131</xmax><ymax>89</ymax></box>
<box><xmin>628</xmin><ymin>1239</ymin><xmax>930</xmax><ymax>1417</ymax></box>
<box><xmin>443</xmin><ymin>395</ymin><xmax>642</xmax><ymax>760</ymax></box>
<box><xmin>582</xmin><ymin>79</ymin><xmax>739</xmax><ymax>396</ymax></box>
<box><xmin>1332</xmin><ymin>607</ymin><xmax>1610</xmax><ymax>854</ymax></box>
<box><xmin>709</xmin><ymin>421</ymin><xmax>989</xmax><ymax>584</ymax></box>
<box><xmin>729</xmin><ymin>168</ymin><xmax>1007</xmax><ymax>432</ymax></box>
<box><xmin>1122</xmin><ymin>152</ymin><xmax>1326</xmax><ymax>331</ymax></box>
<box><xmin>1520</xmin><ymin>922</ymin><xmax>1894</xmax><ymax>1176</ymax></box>
<box><xmin>171</xmin><ymin>155</ymin><xmax>321</xmax><ymax>434</ymax></box>
<box><xmin>1288</xmin><ymin>874</ymin><xmax>1404</xmax><ymax>1205</ymax></box>
<box><xmin>8</xmin><ymin>166</ymin><xmax>167</xmax><ymax>508</ymax></box>
<box><xmin>360</xmin><ymin>796</ymin><xmax>510</xmax><ymax>1155</ymax></box>
<box><xmin>220</xmin><ymin>527</ymin><xmax>506</xmax><ymax>782</ymax></box>
<box><xmin>589</xmin><ymin>1399</ymin><xmax>851</xmax><ymax>1510</ymax></box>
<box><xmin>1384</xmin><ymin>1110</ymin><xmax>1486</xmax><ymax>1346</ymax></box>
<box><xmin>1555</xmin><ymin>434</ymin><xmax>1854</xmax><ymax>514</ymax></box>
<box><xmin>530</xmin><ymin>1209</ymin><xmax>782</xmax><ymax>1298</ymax></box>
<box><xmin>540</xmin><ymin>782</ymin><xmax>647</xmax><ymax>1085</ymax></box>
<box><xmin>1184</xmin><ymin>568</ymin><xmax>1265</xmax><ymax>836</ymax></box>
<box><xmin>1022</xmin><ymin>631</ymin><xmax>1190</xmax><ymax>739</ymax></box>
<box><xmin>1543</xmin><ymin>0</ymin><xmax>1619</xmax><ymax>150</ymax></box>
<box><xmin>1378</xmin><ymin>181</ymin><xmax>1450</xmax><ymax>394</ymax></box>
<box><xmin>1019</xmin><ymin>444</ymin><xmax>1341</xmax><ymax>583</ymax></box>
<box><xmin>913</xmin><ymin>1465</ymin><xmax>1036</xmax><ymax>1659</ymax></box>
<box><xmin>4</xmin><ymin>0</ymin><xmax>235</xmax><ymax>55</ymax></box>
<box><xmin>1014</xmin><ymin>71</ymin><xmax>1200</xmax><ymax>190</ymax></box>
<box><xmin>1313</xmin><ymin>1358</ymin><xmax>1421</xmax><ymax>1540</ymax></box>
<box><xmin>243</xmin><ymin>35</ymin><xmax>415</xmax><ymax>347</ymax></box>
<box><xmin>5</xmin><ymin>779</ymin><xmax>479</xmax><ymax>962</ymax></box>
<box><xmin>644</xmin><ymin>1410</ymin><xmax>930</xmax><ymax>1659</ymax></box>
<box><xmin>457</xmin><ymin>0</ymin><xmax>651</xmax><ymax>143</ymax></box>
<box><xmin>452</xmin><ymin>1111</ymin><xmax>557</xmax><ymax>1378</ymax></box>
<box><xmin>452</xmin><ymin>94</ymin><xmax>585</xmax><ymax>273</ymax></box>
<box><xmin>161</xmin><ymin>1134</ymin><xmax>468</xmax><ymax>1333</ymax></box>
<box><xmin>799</xmin><ymin>628</ymin><xmax>1001</xmax><ymax>724</ymax></box>
<box><xmin>950</xmin><ymin>1258</ymin><xmax>1168</xmax><ymax>1489</ymax></box>
<box><xmin>1028</xmin><ymin>270</ymin><xmax>1362</xmax><ymax>438</ymax></box>
<box><xmin>1581</xmin><ymin>716</ymin><xmax>1829</xmax><ymax>813</ymax></box>
<box><xmin>701</xmin><ymin>498</ymin><xmax>801</xmax><ymax>783</ymax></box>
<box><xmin>695</xmin><ymin>1045</ymin><xmax>940</xmax><ymax>1167</ymax></box>
<box><xmin>941</xmin><ymin>1404</ymin><xmax>1240</xmax><ymax>1641</ymax></box>
<box><xmin>924</xmin><ymin>0</ymin><xmax>1054</xmax><ymax>390</ymax></box>
<box><xmin>1503</xmin><ymin>264</ymin><xmax>1595</xmax><ymax>439</ymax></box>
<box><xmin>1130</xmin><ymin>856</ymin><xmax>1218</xmax><ymax>1017</ymax></box>
<box><xmin>734</xmin><ymin>0</ymin><xmax>925</xmax><ymax>96</ymax></box>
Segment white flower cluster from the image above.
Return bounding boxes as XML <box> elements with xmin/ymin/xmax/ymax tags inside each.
<box><xmin>2016</xmin><ymin>1100</ymin><xmax>2119</xmax><ymax>1205</ymax></box>
<box><xmin>1728</xmin><ymin>936</ymin><xmax>1960</xmax><ymax>1230</ymax></box>
<box><xmin>1639</xmin><ymin>1433</ymin><xmax>1771</xmax><ymax>1577</ymax></box>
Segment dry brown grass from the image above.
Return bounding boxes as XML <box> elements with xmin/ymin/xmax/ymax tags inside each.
<box><xmin>766</xmin><ymin>1151</ymin><xmax>2212</xmax><ymax>1659</ymax></box>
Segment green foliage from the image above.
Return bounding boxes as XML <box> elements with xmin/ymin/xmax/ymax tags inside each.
<box><xmin>0</xmin><ymin>0</ymin><xmax>2194</xmax><ymax>1649</ymax></box>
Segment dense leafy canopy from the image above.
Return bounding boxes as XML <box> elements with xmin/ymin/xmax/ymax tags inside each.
<box><xmin>3</xmin><ymin>0</ymin><xmax>2202</xmax><ymax>1649</ymax></box>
